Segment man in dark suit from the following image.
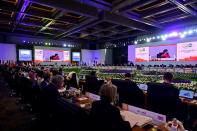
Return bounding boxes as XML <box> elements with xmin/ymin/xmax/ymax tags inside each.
<box><xmin>40</xmin><ymin>72</ymin><xmax>51</xmax><ymax>90</ymax></box>
<box><xmin>40</xmin><ymin>75</ymin><xmax>63</xmax><ymax>118</ymax></box>
<box><xmin>147</xmin><ymin>72</ymin><xmax>183</xmax><ymax>120</ymax></box>
<box><xmin>116</xmin><ymin>73</ymin><xmax>144</xmax><ymax>108</ymax></box>
<box><xmin>84</xmin><ymin>71</ymin><xmax>101</xmax><ymax>94</ymax></box>
<box><xmin>162</xmin><ymin>72</ymin><xmax>180</xmax><ymax>104</ymax></box>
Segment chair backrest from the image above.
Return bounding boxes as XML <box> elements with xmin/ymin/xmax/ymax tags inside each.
<box><xmin>112</xmin><ymin>79</ymin><xmax>144</xmax><ymax>108</ymax></box>
<box><xmin>67</xmin><ymin>73</ymin><xmax>78</xmax><ymax>88</ymax></box>
<box><xmin>147</xmin><ymin>82</ymin><xmax>180</xmax><ymax>118</ymax></box>
<box><xmin>20</xmin><ymin>76</ymin><xmax>34</xmax><ymax>103</ymax></box>
<box><xmin>84</xmin><ymin>76</ymin><xmax>104</xmax><ymax>95</ymax></box>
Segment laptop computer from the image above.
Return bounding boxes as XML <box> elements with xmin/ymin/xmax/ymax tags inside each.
<box><xmin>194</xmin><ymin>92</ymin><xmax>197</xmax><ymax>98</ymax></box>
<box><xmin>138</xmin><ymin>84</ymin><xmax>148</xmax><ymax>91</ymax></box>
<box><xmin>179</xmin><ymin>89</ymin><xmax>194</xmax><ymax>99</ymax></box>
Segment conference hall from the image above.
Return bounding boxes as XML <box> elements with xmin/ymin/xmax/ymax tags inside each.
<box><xmin>0</xmin><ymin>0</ymin><xmax>197</xmax><ymax>131</ymax></box>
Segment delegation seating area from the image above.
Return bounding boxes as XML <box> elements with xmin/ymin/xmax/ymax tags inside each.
<box><xmin>84</xmin><ymin>79</ymin><xmax>194</xmax><ymax>120</ymax></box>
<box><xmin>0</xmin><ymin>64</ymin><xmax>197</xmax><ymax>131</ymax></box>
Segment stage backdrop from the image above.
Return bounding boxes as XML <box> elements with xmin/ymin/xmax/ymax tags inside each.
<box><xmin>0</xmin><ymin>43</ymin><xmax>16</xmax><ymax>61</ymax></box>
<box><xmin>128</xmin><ymin>45</ymin><xmax>135</xmax><ymax>63</ymax></box>
<box><xmin>34</xmin><ymin>46</ymin><xmax>70</xmax><ymax>62</ymax></box>
<box><xmin>128</xmin><ymin>36</ymin><xmax>197</xmax><ymax>65</ymax></box>
<box><xmin>81</xmin><ymin>49</ymin><xmax>112</xmax><ymax>65</ymax></box>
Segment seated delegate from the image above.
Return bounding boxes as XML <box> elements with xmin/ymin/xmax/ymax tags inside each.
<box><xmin>89</xmin><ymin>83</ymin><xmax>131</xmax><ymax>131</ymax></box>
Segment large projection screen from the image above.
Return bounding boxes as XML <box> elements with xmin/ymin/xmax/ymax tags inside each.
<box><xmin>149</xmin><ymin>44</ymin><xmax>177</xmax><ymax>61</ymax></box>
<box><xmin>0</xmin><ymin>43</ymin><xmax>16</xmax><ymax>61</ymax></box>
<box><xmin>34</xmin><ymin>46</ymin><xmax>70</xmax><ymax>62</ymax></box>
<box><xmin>19</xmin><ymin>49</ymin><xmax>32</xmax><ymax>61</ymax></box>
<box><xmin>177</xmin><ymin>42</ymin><xmax>197</xmax><ymax>61</ymax></box>
<box><xmin>135</xmin><ymin>47</ymin><xmax>149</xmax><ymax>62</ymax></box>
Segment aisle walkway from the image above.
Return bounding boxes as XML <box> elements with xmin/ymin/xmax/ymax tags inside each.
<box><xmin>0</xmin><ymin>79</ymin><xmax>33</xmax><ymax>131</ymax></box>
<box><xmin>0</xmin><ymin>79</ymin><xmax>63</xmax><ymax>131</ymax></box>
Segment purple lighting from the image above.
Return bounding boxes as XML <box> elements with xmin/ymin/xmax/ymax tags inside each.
<box><xmin>15</xmin><ymin>0</ymin><xmax>29</xmax><ymax>25</ymax></box>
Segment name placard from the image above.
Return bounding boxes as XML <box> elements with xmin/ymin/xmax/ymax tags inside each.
<box><xmin>128</xmin><ymin>105</ymin><xmax>166</xmax><ymax>124</ymax></box>
<box><xmin>122</xmin><ymin>103</ymin><xmax>166</xmax><ymax>124</ymax></box>
<box><xmin>85</xmin><ymin>92</ymin><xmax>100</xmax><ymax>101</ymax></box>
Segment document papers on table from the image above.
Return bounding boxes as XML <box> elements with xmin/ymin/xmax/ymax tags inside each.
<box><xmin>120</xmin><ymin>110</ymin><xmax>152</xmax><ymax>128</ymax></box>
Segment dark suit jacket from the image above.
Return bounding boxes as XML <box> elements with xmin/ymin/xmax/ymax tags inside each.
<box><xmin>112</xmin><ymin>79</ymin><xmax>144</xmax><ymax>108</ymax></box>
<box><xmin>41</xmin><ymin>83</ymin><xmax>60</xmax><ymax>114</ymax></box>
<box><xmin>90</xmin><ymin>100</ymin><xmax>130</xmax><ymax>131</ymax></box>
<box><xmin>67</xmin><ymin>76</ymin><xmax>78</xmax><ymax>89</ymax></box>
<box><xmin>85</xmin><ymin>76</ymin><xmax>103</xmax><ymax>94</ymax></box>
<box><xmin>40</xmin><ymin>81</ymin><xmax>48</xmax><ymax>90</ymax></box>
<box><xmin>147</xmin><ymin>82</ymin><xmax>181</xmax><ymax>118</ymax></box>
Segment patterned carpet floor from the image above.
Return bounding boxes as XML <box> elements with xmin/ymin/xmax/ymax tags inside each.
<box><xmin>0</xmin><ymin>79</ymin><xmax>64</xmax><ymax>131</ymax></box>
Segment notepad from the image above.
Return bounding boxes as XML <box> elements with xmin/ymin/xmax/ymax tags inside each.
<box><xmin>77</xmin><ymin>97</ymin><xmax>88</xmax><ymax>101</ymax></box>
<box><xmin>120</xmin><ymin>110</ymin><xmax>152</xmax><ymax>127</ymax></box>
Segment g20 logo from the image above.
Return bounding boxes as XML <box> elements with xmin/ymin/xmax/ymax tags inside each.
<box><xmin>182</xmin><ymin>43</ymin><xmax>192</xmax><ymax>48</ymax></box>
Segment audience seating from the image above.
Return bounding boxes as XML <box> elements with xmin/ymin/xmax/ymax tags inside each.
<box><xmin>1</xmin><ymin>64</ymin><xmax>196</xmax><ymax>130</ymax></box>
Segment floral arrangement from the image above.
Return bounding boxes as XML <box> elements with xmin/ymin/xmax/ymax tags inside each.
<box><xmin>63</xmin><ymin>67</ymin><xmax>197</xmax><ymax>91</ymax></box>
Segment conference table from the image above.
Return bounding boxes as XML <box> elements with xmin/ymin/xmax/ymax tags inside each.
<box><xmin>79</xmin><ymin>79</ymin><xmax>197</xmax><ymax>107</ymax></box>
<box><xmin>142</xmin><ymin>91</ymin><xmax>197</xmax><ymax>107</ymax></box>
<box><xmin>59</xmin><ymin>94</ymin><xmax>168</xmax><ymax>131</ymax></box>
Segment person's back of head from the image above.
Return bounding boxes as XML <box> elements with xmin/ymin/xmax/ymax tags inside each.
<box><xmin>44</xmin><ymin>72</ymin><xmax>51</xmax><ymax>82</ymax></box>
<box><xmin>90</xmin><ymin>71</ymin><xmax>96</xmax><ymax>77</ymax></box>
<box><xmin>41</xmin><ymin>66</ymin><xmax>44</xmax><ymax>71</ymax></box>
<box><xmin>99</xmin><ymin>83</ymin><xmax>117</xmax><ymax>104</ymax></box>
<box><xmin>71</xmin><ymin>73</ymin><xmax>76</xmax><ymax>80</ymax></box>
<box><xmin>163</xmin><ymin>72</ymin><xmax>173</xmax><ymax>84</ymax></box>
<box><xmin>51</xmin><ymin>75</ymin><xmax>64</xmax><ymax>89</ymax></box>
<box><xmin>37</xmin><ymin>70</ymin><xmax>44</xmax><ymax>78</ymax></box>
<box><xmin>125</xmin><ymin>73</ymin><xmax>131</xmax><ymax>80</ymax></box>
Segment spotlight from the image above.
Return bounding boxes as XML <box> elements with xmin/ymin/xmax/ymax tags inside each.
<box><xmin>23</xmin><ymin>40</ymin><xmax>26</xmax><ymax>43</ymax></box>
<box><xmin>63</xmin><ymin>44</ymin><xmax>66</xmax><ymax>47</ymax></box>
<box><xmin>180</xmin><ymin>34</ymin><xmax>185</xmax><ymax>38</ymax></box>
<box><xmin>164</xmin><ymin>34</ymin><xmax>168</xmax><ymax>38</ymax></box>
<box><xmin>146</xmin><ymin>39</ymin><xmax>150</xmax><ymax>42</ymax></box>
<box><xmin>134</xmin><ymin>41</ymin><xmax>137</xmax><ymax>44</ymax></box>
<box><xmin>183</xmin><ymin>31</ymin><xmax>187</xmax><ymax>35</ymax></box>
<box><xmin>188</xmin><ymin>30</ymin><xmax>193</xmax><ymax>34</ymax></box>
<box><xmin>172</xmin><ymin>32</ymin><xmax>178</xmax><ymax>37</ymax></box>
<box><xmin>45</xmin><ymin>43</ymin><xmax>48</xmax><ymax>45</ymax></box>
<box><xmin>161</xmin><ymin>37</ymin><xmax>166</xmax><ymax>41</ymax></box>
<box><xmin>157</xmin><ymin>36</ymin><xmax>160</xmax><ymax>39</ymax></box>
